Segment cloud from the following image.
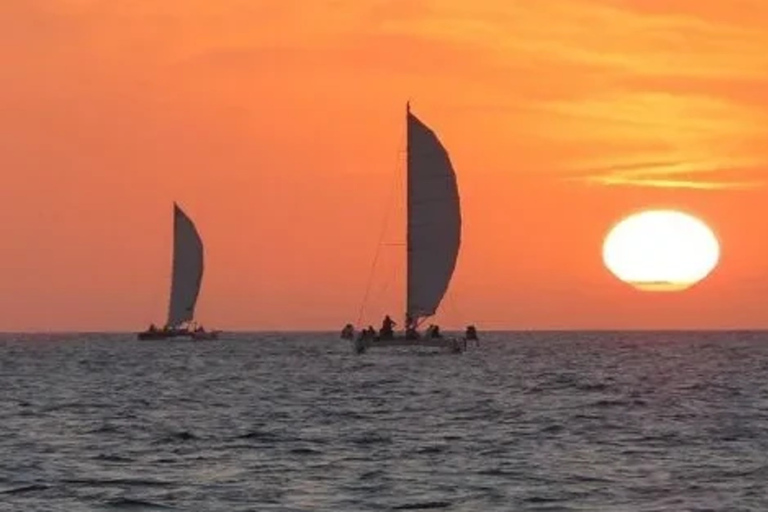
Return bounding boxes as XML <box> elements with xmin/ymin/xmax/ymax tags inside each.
<box><xmin>489</xmin><ymin>0</ymin><xmax>768</xmax><ymax>190</ymax></box>
<box><xmin>4</xmin><ymin>0</ymin><xmax>768</xmax><ymax>192</ymax></box>
<box><xmin>569</xmin><ymin>160</ymin><xmax>766</xmax><ymax>190</ymax></box>
<box><xmin>283</xmin><ymin>0</ymin><xmax>768</xmax><ymax>190</ymax></box>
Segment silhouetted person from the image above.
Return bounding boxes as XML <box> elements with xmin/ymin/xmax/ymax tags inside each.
<box><xmin>380</xmin><ymin>315</ymin><xmax>396</xmax><ymax>339</ymax></box>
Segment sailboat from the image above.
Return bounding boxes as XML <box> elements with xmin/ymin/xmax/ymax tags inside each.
<box><xmin>346</xmin><ymin>103</ymin><xmax>476</xmax><ymax>354</ymax></box>
<box><xmin>137</xmin><ymin>203</ymin><xmax>219</xmax><ymax>341</ymax></box>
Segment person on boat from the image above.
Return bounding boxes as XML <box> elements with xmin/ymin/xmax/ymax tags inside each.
<box><xmin>380</xmin><ymin>315</ymin><xmax>396</xmax><ymax>339</ymax></box>
<box><xmin>465</xmin><ymin>325</ymin><xmax>478</xmax><ymax>341</ymax></box>
<box><xmin>427</xmin><ymin>324</ymin><xmax>441</xmax><ymax>339</ymax></box>
<box><xmin>341</xmin><ymin>323</ymin><xmax>354</xmax><ymax>339</ymax></box>
<box><xmin>148</xmin><ymin>323</ymin><xmax>158</xmax><ymax>332</ymax></box>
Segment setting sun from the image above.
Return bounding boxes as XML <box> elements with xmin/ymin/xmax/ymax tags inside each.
<box><xmin>602</xmin><ymin>210</ymin><xmax>720</xmax><ymax>291</ymax></box>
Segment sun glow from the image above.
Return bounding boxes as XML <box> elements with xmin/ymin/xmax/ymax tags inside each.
<box><xmin>602</xmin><ymin>210</ymin><xmax>720</xmax><ymax>291</ymax></box>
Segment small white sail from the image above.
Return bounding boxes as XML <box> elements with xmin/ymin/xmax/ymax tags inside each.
<box><xmin>406</xmin><ymin>107</ymin><xmax>461</xmax><ymax>321</ymax></box>
<box><xmin>166</xmin><ymin>203</ymin><xmax>204</xmax><ymax>327</ymax></box>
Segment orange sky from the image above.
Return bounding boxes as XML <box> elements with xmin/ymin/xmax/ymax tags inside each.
<box><xmin>2</xmin><ymin>0</ymin><xmax>768</xmax><ymax>331</ymax></box>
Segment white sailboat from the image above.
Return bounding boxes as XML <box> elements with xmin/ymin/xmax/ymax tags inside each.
<box><xmin>347</xmin><ymin>103</ymin><xmax>477</xmax><ymax>353</ymax></box>
<box><xmin>138</xmin><ymin>203</ymin><xmax>218</xmax><ymax>340</ymax></box>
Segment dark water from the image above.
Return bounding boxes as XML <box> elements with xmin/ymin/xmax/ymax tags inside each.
<box><xmin>1</xmin><ymin>332</ymin><xmax>767</xmax><ymax>511</ymax></box>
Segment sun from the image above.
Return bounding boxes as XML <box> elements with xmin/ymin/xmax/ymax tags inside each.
<box><xmin>602</xmin><ymin>209</ymin><xmax>720</xmax><ymax>291</ymax></box>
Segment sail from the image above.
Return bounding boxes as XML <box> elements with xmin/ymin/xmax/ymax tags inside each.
<box><xmin>406</xmin><ymin>107</ymin><xmax>461</xmax><ymax>320</ymax></box>
<box><xmin>166</xmin><ymin>203</ymin><xmax>204</xmax><ymax>327</ymax></box>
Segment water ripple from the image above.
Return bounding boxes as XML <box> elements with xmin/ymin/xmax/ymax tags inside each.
<box><xmin>0</xmin><ymin>331</ymin><xmax>766</xmax><ymax>511</ymax></box>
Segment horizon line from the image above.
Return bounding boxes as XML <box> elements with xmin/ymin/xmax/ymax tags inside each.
<box><xmin>3</xmin><ymin>328</ymin><xmax>768</xmax><ymax>335</ymax></box>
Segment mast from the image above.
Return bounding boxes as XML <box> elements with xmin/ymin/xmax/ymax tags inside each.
<box><xmin>405</xmin><ymin>101</ymin><xmax>412</xmax><ymax>329</ymax></box>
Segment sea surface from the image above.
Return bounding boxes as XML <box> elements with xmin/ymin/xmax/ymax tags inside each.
<box><xmin>0</xmin><ymin>331</ymin><xmax>767</xmax><ymax>511</ymax></box>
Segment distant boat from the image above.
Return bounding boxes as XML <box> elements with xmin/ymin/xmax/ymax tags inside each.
<box><xmin>138</xmin><ymin>203</ymin><xmax>219</xmax><ymax>341</ymax></box>
<box><xmin>346</xmin><ymin>103</ymin><xmax>477</xmax><ymax>354</ymax></box>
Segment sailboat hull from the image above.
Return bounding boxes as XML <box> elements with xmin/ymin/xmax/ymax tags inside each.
<box><xmin>136</xmin><ymin>329</ymin><xmax>219</xmax><ymax>341</ymax></box>
<box><xmin>352</xmin><ymin>336</ymin><xmax>465</xmax><ymax>354</ymax></box>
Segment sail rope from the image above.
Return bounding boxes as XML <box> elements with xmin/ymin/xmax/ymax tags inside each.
<box><xmin>355</xmin><ymin>136</ymin><xmax>406</xmax><ymax>326</ymax></box>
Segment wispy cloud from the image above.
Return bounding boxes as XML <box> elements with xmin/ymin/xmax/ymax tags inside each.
<box><xmin>537</xmin><ymin>90</ymin><xmax>768</xmax><ymax>189</ymax></box>
<box><xmin>354</xmin><ymin>0</ymin><xmax>768</xmax><ymax>189</ymax></box>
<box><xmin>5</xmin><ymin>0</ymin><xmax>768</xmax><ymax>191</ymax></box>
<box><xmin>568</xmin><ymin>160</ymin><xmax>765</xmax><ymax>190</ymax></box>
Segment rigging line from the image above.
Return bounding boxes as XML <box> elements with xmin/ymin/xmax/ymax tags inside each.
<box><xmin>355</xmin><ymin>166</ymin><xmax>401</xmax><ymax>325</ymax></box>
<box><xmin>356</xmin><ymin>135</ymin><xmax>407</xmax><ymax>326</ymax></box>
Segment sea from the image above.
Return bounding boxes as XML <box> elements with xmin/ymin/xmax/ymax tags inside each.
<box><xmin>0</xmin><ymin>331</ymin><xmax>767</xmax><ymax>512</ymax></box>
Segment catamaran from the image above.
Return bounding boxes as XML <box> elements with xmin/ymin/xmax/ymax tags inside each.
<box><xmin>345</xmin><ymin>103</ymin><xmax>477</xmax><ymax>354</ymax></box>
<box><xmin>138</xmin><ymin>203</ymin><xmax>219</xmax><ymax>341</ymax></box>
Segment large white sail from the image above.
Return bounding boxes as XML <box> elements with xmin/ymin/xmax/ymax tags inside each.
<box><xmin>406</xmin><ymin>107</ymin><xmax>461</xmax><ymax>321</ymax></box>
<box><xmin>166</xmin><ymin>203</ymin><xmax>204</xmax><ymax>327</ymax></box>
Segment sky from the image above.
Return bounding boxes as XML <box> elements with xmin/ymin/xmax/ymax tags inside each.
<box><xmin>1</xmin><ymin>0</ymin><xmax>767</xmax><ymax>331</ymax></box>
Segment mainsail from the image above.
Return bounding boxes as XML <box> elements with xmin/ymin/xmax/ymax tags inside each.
<box><xmin>406</xmin><ymin>105</ymin><xmax>461</xmax><ymax>322</ymax></box>
<box><xmin>166</xmin><ymin>203</ymin><xmax>204</xmax><ymax>327</ymax></box>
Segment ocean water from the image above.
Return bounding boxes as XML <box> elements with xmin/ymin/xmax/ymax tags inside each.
<box><xmin>0</xmin><ymin>331</ymin><xmax>767</xmax><ymax>512</ymax></box>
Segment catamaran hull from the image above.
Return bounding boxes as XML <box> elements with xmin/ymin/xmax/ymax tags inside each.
<box><xmin>136</xmin><ymin>330</ymin><xmax>220</xmax><ymax>341</ymax></box>
<box><xmin>352</xmin><ymin>336</ymin><xmax>466</xmax><ymax>354</ymax></box>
